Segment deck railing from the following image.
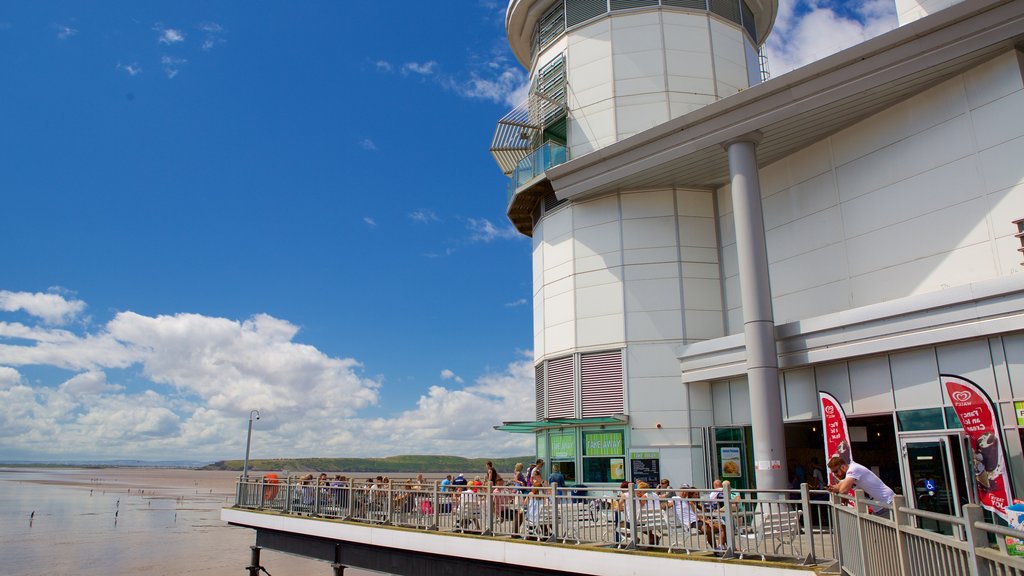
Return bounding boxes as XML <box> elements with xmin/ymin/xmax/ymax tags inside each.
<box><xmin>233</xmin><ymin>478</ymin><xmax>1024</xmax><ymax>574</ymax></box>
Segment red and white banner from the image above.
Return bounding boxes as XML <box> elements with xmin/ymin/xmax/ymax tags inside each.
<box><xmin>942</xmin><ymin>374</ymin><xmax>1013</xmax><ymax>522</ymax></box>
<box><xmin>819</xmin><ymin>391</ymin><xmax>852</xmax><ymax>486</ymax></box>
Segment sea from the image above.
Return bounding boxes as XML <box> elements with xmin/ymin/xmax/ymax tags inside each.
<box><xmin>0</xmin><ymin>468</ymin><xmax>378</xmax><ymax>576</ymax></box>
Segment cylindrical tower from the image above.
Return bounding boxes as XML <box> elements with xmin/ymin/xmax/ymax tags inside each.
<box><xmin>493</xmin><ymin>0</ymin><xmax>778</xmax><ymax>490</ymax></box>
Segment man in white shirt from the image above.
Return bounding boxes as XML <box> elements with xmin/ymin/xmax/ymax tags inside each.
<box><xmin>826</xmin><ymin>455</ymin><xmax>895</xmax><ymax>518</ymax></box>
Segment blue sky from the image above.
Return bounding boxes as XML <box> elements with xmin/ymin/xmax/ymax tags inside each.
<box><xmin>0</xmin><ymin>1</ymin><xmax>896</xmax><ymax>463</ymax></box>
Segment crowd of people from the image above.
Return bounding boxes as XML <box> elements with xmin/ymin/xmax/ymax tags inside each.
<box><xmin>267</xmin><ymin>451</ymin><xmax>894</xmax><ymax>547</ymax></box>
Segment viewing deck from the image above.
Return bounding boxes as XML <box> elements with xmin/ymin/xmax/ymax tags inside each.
<box><xmin>223</xmin><ymin>478</ymin><xmax>1024</xmax><ymax>576</ymax></box>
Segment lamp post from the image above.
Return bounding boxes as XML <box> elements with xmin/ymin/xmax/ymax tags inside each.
<box><xmin>242</xmin><ymin>409</ymin><xmax>260</xmax><ymax>481</ymax></box>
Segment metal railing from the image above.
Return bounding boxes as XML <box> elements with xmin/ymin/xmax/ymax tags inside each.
<box><xmin>832</xmin><ymin>490</ymin><xmax>1024</xmax><ymax>576</ymax></box>
<box><xmin>233</xmin><ymin>478</ymin><xmax>1024</xmax><ymax>574</ymax></box>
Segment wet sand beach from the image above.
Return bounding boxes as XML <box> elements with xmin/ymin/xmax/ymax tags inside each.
<box><xmin>0</xmin><ymin>467</ymin><xmax>371</xmax><ymax>576</ymax></box>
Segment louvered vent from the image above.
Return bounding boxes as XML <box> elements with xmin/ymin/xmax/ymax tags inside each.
<box><xmin>663</xmin><ymin>0</ymin><xmax>708</xmax><ymax>8</ymax></box>
<box><xmin>566</xmin><ymin>0</ymin><xmax>607</xmax><ymax>28</ymax></box>
<box><xmin>544</xmin><ymin>191</ymin><xmax>567</xmax><ymax>212</ymax></box>
<box><xmin>537</xmin><ymin>3</ymin><xmax>565</xmax><ymax>50</ymax></box>
<box><xmin>610</xmin><ymin>0</ymin><xmax>659</xmax><ymax>10</ymax></box>
<box><xmin>581</xmin><ymin>350</ymin><xmax>624</xmax><ymax>418</ymax></box>
<box><xmin>535</xmin><ymin>363</ymin><xmax>546</xmax><ymax>421</ymax></box>
<box><xmin>547</xmin><ymin>356</ymin><xmax>575</xmax><ymax>418</ymax></box>
<box><xmin>709</xmin><ymin>0</ymin><xmax>741</xmax><ymax>24</ymax></box>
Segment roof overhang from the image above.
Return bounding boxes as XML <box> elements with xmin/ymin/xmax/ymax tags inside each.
<box><xmin>495</xmin><ymin>415</ymin><xmax>628</xmax><ymax>433</ymax></box>
<box><xmin>545</xmin><ymin>0</ymin><xmax>1024</xmax><ymax>202</ymax></box>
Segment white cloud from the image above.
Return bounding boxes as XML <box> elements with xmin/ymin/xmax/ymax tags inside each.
<box><xmin>466</xmin><ymin>218</ymin><xmax>520</xmax><ymax>243</ymax></box>
<box><xmin>767</xmin><ymin>0</ymin><xmax>897</xmax><ymax>75</ymax></box>
<box><xmin>456</xmin><ymin>67</ymin><xmax>529</xmax><ymax>107</ymax></box>
<box><xmin>0</xmin><ymin>290</ymin><xmax>85</xmax><ymax>325</ymax></box>
<box><xmin>353</xmin><ymin>355</ymin><xmax>534</xmax><ymax>457</ymax></box>
<box><xmin>198</xmin><ymin>21</ymin><xmax>224</xmax><ymax>50</ymax></box>
<box><xmin>402</xmin><ymin>61</ymin><xmax>437</xmax><ymax>76</ymax></box>
<box><xmin>409</xmin><ymin>209</ymin><xmax>439</xmax><ymax>224</ymax></box>
<box><xmin>374</xmin><ymin>60</ymin><xmax>393</xmax><ymax>73</ymax></box>
<box><xmin>117</xmin><ymin>62</ymin><xmax>142</xmax><ymax>76</ymax></box>
<box><xmin>440</xmin><ymin>369</ymin><xmax>464</xmax><ymax>384</ymax></box>
<box><xmin>360</xmin><ymin>138</ymin><xmax>378</xmax><ymax>151</ymax></box>
<box><xmin>157</xmin><ymin>27</ymin><xmax>185</xmax><ymax>45</ymax></box>
<box><xmin>504</xmin><ymin>298</ymin><xmax>527</xmax><ymax>308</ymax></box>
<box><xmin>161</xmin><ymin>55</ymin><xmax>187</xmax><ymax>79</ymax></box>
<box><xmin>54</xmin><ymin>24</ymin><xmax>77</xmax><ymax>40</ymax></box>
<box><xmin>0</xmin><ymin>295</ymin><xmax>534</xmax><ymax>461</ymax></box>
<box><xmin>363</xmin><ymin>217</ymin><xmax>377</xmax><ymax>228</ymax></box>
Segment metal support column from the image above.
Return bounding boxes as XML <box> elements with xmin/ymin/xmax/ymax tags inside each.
<box><xmin>331</xmin><ymin>563</ymin><xmax>346</xmax><ymax>575</ymax></box>
<box><xmin>725</xmin><ymin>133</ymin><xmax>788</xmax><ymax>491</ymax></box>
<box><xmin>247</xmin><ymin>545</ymin><xmax>262</xmax><ymax>576</ymax></box>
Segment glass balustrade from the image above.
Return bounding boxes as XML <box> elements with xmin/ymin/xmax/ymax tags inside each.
<box><xmin>507</xmin><ymin>142</ymin><xmax>568</xmax><ymax>204</ymax></box>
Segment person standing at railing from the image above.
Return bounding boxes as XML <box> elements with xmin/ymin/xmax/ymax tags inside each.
<box><xmin>548</xmin><ymin>464</ymin><xmax>566</xmax><ymax>495</ymax></box>
<box><xmin>826</xmin><ymin>455</ymin><xmax>895</xmax><ymax>518</ymax></box>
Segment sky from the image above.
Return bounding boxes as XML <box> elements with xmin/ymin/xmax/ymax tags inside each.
<box><xmin>0</xmin><ymin>1</ymin><xmax>898</xmax><ymax>464</ymax></box>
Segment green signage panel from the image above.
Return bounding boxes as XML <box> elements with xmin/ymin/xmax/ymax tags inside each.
<box><xmin>584</xmin><ymin>431</ymin><xmax>623</xmax><ymax>456</ymax></box>
<box><xmin>550</xmin><ymin>432</ymin><xmax>576</xmax><ymax>458</ymax></box>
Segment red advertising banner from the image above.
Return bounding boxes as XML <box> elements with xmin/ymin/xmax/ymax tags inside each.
<box><xmin>942</xmin><ymin>374</ymin><xmax>1013</xmax><ymax>522</ymax></box>
<box><xmin>819</xmin><ymin>391</ymin><xmax>852</xmax><ymax>486</ymax></box>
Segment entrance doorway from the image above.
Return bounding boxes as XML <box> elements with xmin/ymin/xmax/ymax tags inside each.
<box><xmin>785</xmin><ymin>415</ymin><xmax>900</xmax><ymax>491</ymax></box>
<box><xmin>899</xmin><ymin>434</ymin><xmax>971</xmax><ymax>534</ymax></box>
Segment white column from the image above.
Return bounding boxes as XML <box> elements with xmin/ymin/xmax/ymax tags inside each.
<box><xmin>725</xmin><ymin>133</ymin><xmax>788</xmax><ymax>491</ymax></box>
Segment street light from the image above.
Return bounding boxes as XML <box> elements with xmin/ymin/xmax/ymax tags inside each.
<box><xmin>242</xmin><ymin>409</ymin><xmax>260</xmax><ymax>481</ymax></box>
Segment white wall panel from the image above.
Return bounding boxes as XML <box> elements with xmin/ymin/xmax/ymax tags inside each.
<box><xmin>622</xmin><ymin>216</ymin><xmax>677</xmax><ymax>249</ymax></box>
<box><xmin>568</xmin><ymin>56</ymin><xmax>614</xmax><ymax>105</ymax></box>
<box><xmin>841</xmin><ymin>156</ymin><xmax>983</xmax><ymax>238</ymax></box>
<box><xmin>680</xmin><ymin>246</ymin><xmax>720</xmax><ymax>265</ymax></box>
<box><xmin>849</xmin><ymin>356</ymin><xmax>895</xmax><ymax>414</ymax></box>
<box><xmin>577</xmin><ymin>314</ymin><xmax>626</xmax><ymax>347</ymax></box>
<box><xmin>964</xmin><ymin>51</ymin><xmax>1023</xmax><ymax>110</ymax></box>
<box><xmin>978</xmin><ymin>134</ymin><xmax>1024</xmax><ymax>194</ymax></box>
<box><xmin>626</xmin><ymin>309</ymin><xmax>684</xmax><ymax>341</ymax></box>
<box><xmin>845</xmin><ymin>197</ymin><xmax>990</xmax><ymax>277</ymax></box>
<box><xmin>773</xmin><ymin>281</ymin><xmax>850</xmax><ymax>324</ymax></box>
<box><xmin>831</xmin><ymin>76</ymin><xmax>968</xmax><ymax>166</ymax></box>
<box><xmin>629</xmin><ymin>376</ymin><xmax>684</xmax><ymax>412</ymax></box>
<box><xmin>1005</xmin><ymin>333</ymin><xmax>1024</xmax><ymax>398</ymax></box>
<box><xmin>769</xmin><ymin>243</ymin><xmax>847</xmax><ymax>298</ymax></box>
<box><xmin>765</xmin><ymin>206</ymin><xmax>844</xmax><ymax>264</ymax></box>
<box><xmin>575</xmin><ymin>220</ymin><xmax>621</xmax><ymax>258</ymax></box>
<box><xmin>677</xmin><ymin>189</ymin><xmax>715</xmax><ymax>217</ymax></box>
<box><xmin>575</xmin><ymin>266</ymin><xmax>623</xmax><ymax>289</ymax></box>
<box><xmin>577</xmin><ymin>281</ymin><xmax>624</xmax><ymax>319</ymax></box>
<box><xmin>850</xmin><ymin>242</ymin><xmax>999</xmax><ymax>306</ymax></box>
<box><xmin>972</xmin><ymin>89</ymin><xmax>1024</xmax><ymax>152</ymax></box>
<box><xmin>679</xmin><ymin>216</ymin><xmax>718</xmax><ymax>248</ymax></box>
<box><xmin>545</xmin><ymin>288</ymin><xmax>576</xmax><ymax>327</ymax></box>
<box><xmin>569</xmin><ymin>102</ymin><xmax>617</xmax><ymax>156</ymax></box>
<box><xmin>816</xmin><ymin>363</ymin><xmax>853</xmax><ymax>407</ymax></box>
<box><xmin>729</xmin><ymin>379</ymin><xmax>752</xmax><ymax>424</ymax></box>
<box><xmin>783</xmin><ymin>367</ymin><xmax>816</xmax><ymax>421</ymax></box>
<box><xmin>574</xmin><ymin>194</ymin><xmax>620</xmax><ymax>229</ymax></box>
<box><xmin>576</xmin><ymin>251</ymin><xmax>624</xmax><ymax>274</ymax></box>
<box><xmin>626</xmin><ymin>262</ymin><xmax>679</xmax><ymax>281</ymax></box>
<box><xmin>835</xmin><ymin>114</ymin><xmax>973</xmax><ymax>203</ymax></box>
<box><xmin>663</xmin><ymin>12</ymin><xmax>711</xmax><ymax>52</ymax></box>
<box><xmin>623</xmin><ymin>246</ymin><xmax>679</xmax><ymax>265</ymax></box>
<box><xmin>684</xmin><ymin>309</ymin><xmax>725</xmax><ymax>341</ymax></box>
<box><xmin>762</xmin><ymin>172</ymin><xmax>837</xmax><ymax>230</ymax></box>
<box><xmin>621</xmin><ymin>189</ymin><xmax>675</xmax><ymax>218</ymax></box>
<box><xmin>624</xmin><ymin>277</ymin><xmax>681</xmax><ymax>312</ymax></box>
<box><xmin>891</xmin><ymin>348</ymin><xmax>942</xmax><ymax>409</ymax></box>
<box><xmin>712</xmin><ymin>380</ymin><xmax>733</xmax><ymax>424</ymax></box>
<box><xmin>936</xmin><ymin>340</ymin><xmax>1001</xmax><ymax>399</ymax></box>
<box><xmin>616</xmin><ymin>97</ymin><xmax>670</xmax><ymax>138</ymax></box>
<box><xmin>629</xmin><ymin>342</ymin><xmax>686</xmax><ymax>378</ymax></box>
<box><xmin>682</xmin><ymin>277</ymin><xmax>722</xmax><ymax>310</ymax></box>
<box><xmin>545</xmin><ymin>320</ymin><xmax>576</xmax><ymax>355</ymax></box>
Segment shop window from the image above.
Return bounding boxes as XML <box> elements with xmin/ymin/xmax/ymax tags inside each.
<box><xmin>897</xmin><ymin>408</ymin><xmax>945</xmax><ymax>432</ymax></box>
<box><xmin>581</xmin><ymin>430</ymin><xmax>626</xmax><ymax>483</ymax></box>
<box><xmin>944</xmin><ymin>407</ymin><xmax>963</xmax><ymax>430</ymax></box>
